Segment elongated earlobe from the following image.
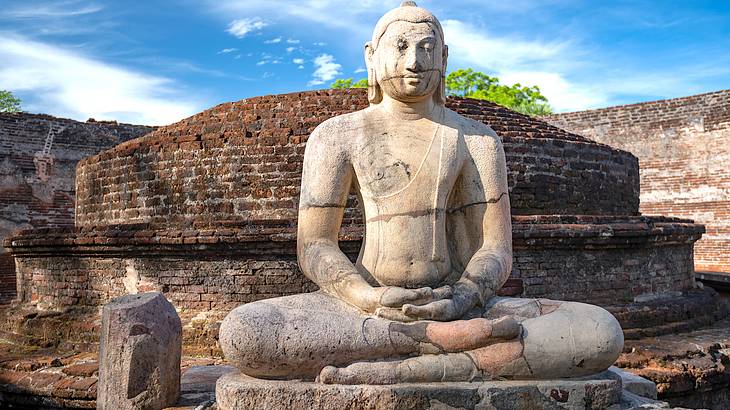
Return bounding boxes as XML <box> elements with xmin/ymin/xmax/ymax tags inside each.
<box><xmin>435</xmin><ymin>45</ymin><xmax>448</xmax><ymax>105</ymax></box>
<box><xmin>365</xmin><ymin>42</ymin><xmax>383</xmax><ymax>104</ymax></box>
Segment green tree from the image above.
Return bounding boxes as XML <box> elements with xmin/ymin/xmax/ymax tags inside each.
<box><xmin>445</xmin><ymin>68</ymin><xmax>552</xmax><ymax>116</ymax></box>
<box><xmin>331</xmin><ymin>78</ymin><xmax>368</xmax><ymax>89</ymax></box>
<box><xmin>0</xmin><ymin>90</ymin><xmax>22</xmax><ymax>113</ymax></box>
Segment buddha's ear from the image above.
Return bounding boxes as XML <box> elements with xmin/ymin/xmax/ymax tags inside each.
<box><xmin>365</xmin><ymin>41</ymin><xmax>375</xmax><ymax>66</ymax></box>
<box><xmin>364</xmin><ymin>41</ymin><xmax>382</xmax><ymax>104</ymax></box>
<box><xmin>435</xmin><ymin>44</ymin><xmax>448</xmax><ymax>105</ymax></box>
<box><xmin>442</xmin><ymin>44</ymin><xmax>449</xmax><ymax>73</ymax></box>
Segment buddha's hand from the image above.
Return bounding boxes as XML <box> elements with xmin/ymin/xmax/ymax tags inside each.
<box><xmin>401</xmin><ymin>280</ymin><xmax>481</xmax><ymax>322</ymax></box>
<box><xmin>368</xmin><ymin>285</ymin><xmax>453</xmax><ymax>322</ymax></box>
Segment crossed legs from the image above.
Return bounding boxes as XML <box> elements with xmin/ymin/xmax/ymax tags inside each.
<box><xmin>219</xmin><ymin>292</ymin><xmax>623</xmax><ymax>383</ymax></box>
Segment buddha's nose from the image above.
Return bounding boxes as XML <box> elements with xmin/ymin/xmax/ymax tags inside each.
<box><xmin>405</xmin><ymin>47</ymin><xmax>422</xmax><ymax>72</ymax></box>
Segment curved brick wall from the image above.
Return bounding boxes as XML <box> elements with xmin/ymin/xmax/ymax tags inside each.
<box><xmin>5</xmin><ymin>215</ymin><xmax>702</xmax><ymax>311</ymax></box>
<box><xmin>75</xmin><ymin>90</ymin><xmax>640</xmax><ymax>227</ymax></box>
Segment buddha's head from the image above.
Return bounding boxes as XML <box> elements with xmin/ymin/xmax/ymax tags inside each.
<box><xmin>365</xmin><ymin>1</ymin><xmax>448</xmax><ymax>105</ymax></box>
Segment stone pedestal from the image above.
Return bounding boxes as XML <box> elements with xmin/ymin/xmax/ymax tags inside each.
<box><xmin>216</xmin><ymin>371</ymin><xmax>623</xmax><ymax>410</ymax></box>
<box><xmin>97</xmin><ymin>292</ymin><xmax>182</xmax><ymax>410</ymax></box>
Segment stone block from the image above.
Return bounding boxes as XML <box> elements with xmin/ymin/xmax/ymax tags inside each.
<box><xmin>609</xmin><ymin>366</ymin><xmax>658</xmax><ymax>400</ymax></box>
<box><xmin>97</xmin><ymin>292</ymin><xmax>182</xmax><ymax>410</ymax></box>
<box><xmin>216</xmin><ymin>371</ymin><xmax>623</xmax><ymax>410</ymax></box>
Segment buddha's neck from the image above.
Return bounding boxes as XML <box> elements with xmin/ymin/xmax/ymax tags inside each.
<box><xmin>380</xmin><ymin>95</ymin><xmax>438</xmax><ymax>121</ymax></box>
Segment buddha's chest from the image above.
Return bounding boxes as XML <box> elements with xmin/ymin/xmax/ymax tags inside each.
<box><xmin>352</xmin><ymin>129</ymin><xmax>460</xmax><ymax>199</ymax></box>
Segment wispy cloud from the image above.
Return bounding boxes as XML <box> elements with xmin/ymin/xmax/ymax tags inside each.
<box><xmin>293</xmin><ymin>58</ymin><xmax>304</xmax><ymax>64</ymax></box>
<box><xmin>206</xmin><ymin>0</ymin><xmax>392</xmax><ymax>34</ymax></box>
<box><xmin>0</xmin><ymin>35</ymin><xmax>201</xmax><ymax>125</ymax></box>
<box><xmin>226</xmin><ymin>17</ymin><xmax>267</xmax><ymax>38</ymax></box>
<box><xmin>286</xmin><ymin>38</ymin><xmax>300</xmax><ymax>44</ymax></box>
<box><xmin>264</xmin><ymin>37</ymin><xmax>282</xmax><ymax>44</ymax></box>
<box><xmin>1</xmin><ymin>2</ymin><xmax>103</xmax><ymax>19</ymax></box>
<box><xmin>308</xmin><ymin>53</ymin><xmax>341</xmax><ymax>86</ymax></box>
<box><xmin>217</xmin><ymin>47</ymin><xmax>238</xmax><ymax>54</ymax></box>
<box><xmin>354</xmin><ymin>67</ymin><xmax>366</xmax><ymax>74</ymax></box>
<box><xmin>286</xmin><ymin>46</ymin><xmax>295</xmax><ymax>53</ymax></box>
<box><xmin>442</xmin><ymin>19</ymin><xmax>602</xmax><ymax>112</ymax></box>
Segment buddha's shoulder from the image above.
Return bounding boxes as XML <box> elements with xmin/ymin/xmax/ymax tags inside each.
<box><xmin>444</xmin><ymin>109</ymin><xmax>501</xmax><ymax>152</ymax></box>
<box><xmin>444</xmin><ymin>108</ymin><xmax>498</xmax><ymax>139</ymax></box>
<box><xmin>310</xmin><ymin>109</ymin><xmax>369</xmax><ymax>139</ymax></box>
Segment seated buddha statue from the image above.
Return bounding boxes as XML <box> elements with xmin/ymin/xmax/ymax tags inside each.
<box><xmin>219</xmin><ymin>1</ymin><xmax>623</xmax><ymax>384</ymax></box>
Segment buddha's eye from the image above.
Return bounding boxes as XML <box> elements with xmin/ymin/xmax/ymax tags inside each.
<box><xmin>397</xmin><ymin>39</ymin><xmax>408</xmax><ymax>51</ymax></box>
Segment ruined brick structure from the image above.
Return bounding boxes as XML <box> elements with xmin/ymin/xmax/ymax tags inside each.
<box><xmin>0</xmin><ymin>114</ymin><xmax>154</xmax><ymax>303</ymax></box>
<box><xmin>546</xmin><ymin>90</ymin><xmax>730</xmax><ymax>277</ymax></box>
<box><xmin>4</xmin><ymin>89</ymin><xmax>712</xmax><ymax>358</ymax></box>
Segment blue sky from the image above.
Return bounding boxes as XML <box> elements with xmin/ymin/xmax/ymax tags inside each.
<box><xmin>1</xmin><ymin>0</ymin><xmax>729</xmax><ymax>125</ymax></box>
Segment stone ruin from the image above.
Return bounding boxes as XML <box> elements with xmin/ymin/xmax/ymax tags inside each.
<box><xmin>0</xmin><ymin>113</ymin><xmax>154</xmax><ymax>304</ymax></box>
<box><xmin>0</xmin><ymin>89</ymin><xmax>727</xmax><ymax>408</ymax></box>
<box><xmin>546</xmin><ymin>89</ymin><xmax>730</xmax><ymax>288</ymax></box>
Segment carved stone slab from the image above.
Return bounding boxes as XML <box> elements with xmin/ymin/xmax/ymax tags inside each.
<box><xmin>97</xmin><ymin>292</ymin><xmax>182</xmax><ymax>410</ymax></box>
<box><xmin>216</xmin><ymin>371</ymin><xmax>623</xmax><ymax>410</ymax></box>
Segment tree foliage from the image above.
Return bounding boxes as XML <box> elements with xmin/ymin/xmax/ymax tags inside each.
<box><xmin>330</xmin><ymin>68</ymin><xmax>553</xmax><ymax>116</ymax></box>
<box><xmin>445</xmin><ymin>69</ymin><xmax>552</xmax><ymax>116</ymax></box>
<box><xmin>0</xmin><ymin>90</ymin><xmax>22</xmax><ymax>113</ymax></box>
<box><xmin>330</xmin><ymin>78</ymin><xmax>368</xmax><ymax>89</ymax></box>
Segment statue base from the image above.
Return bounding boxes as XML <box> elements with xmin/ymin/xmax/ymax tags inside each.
<box><xmin>215</xmin><ymin>371</ymin><xmax>623</xmax><ymax>410</ymax></box>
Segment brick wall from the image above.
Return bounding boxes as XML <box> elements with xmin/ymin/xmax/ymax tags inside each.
<box><xmin>546</xmin><ymin>90</ymin><xmax>730</xmax><ymax>273</ymax></box>
<box><xmin>75</xmin><ymin>89</ymin><xmax>639</xmax><ymax>228</ymax></box>
<box><xmin>0</xmin><ymin>113</ymin><xmax>154</xmax><ymax>303</ymax></box>
<box><xmin>6</xmin><ymin>215</ymin><xmax>702</xmax><ymax>312</ymax></box>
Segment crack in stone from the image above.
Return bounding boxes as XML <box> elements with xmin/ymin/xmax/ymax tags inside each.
<box><xmin>447</xmin><ymin>192</ymin><xmax>508</xmax><ymax>214</ymax></box>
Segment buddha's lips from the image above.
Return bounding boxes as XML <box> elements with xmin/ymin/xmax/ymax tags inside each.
<box><xmin>381</xmin><ymin>68</ymin><xmax>442</xmax><ymax>82</ymax></box>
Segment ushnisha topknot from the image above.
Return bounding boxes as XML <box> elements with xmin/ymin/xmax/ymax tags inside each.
<box><xmin>371</xmin><ymin>1</ymin><xmax>445</xmax><ymax>50</ymax></box>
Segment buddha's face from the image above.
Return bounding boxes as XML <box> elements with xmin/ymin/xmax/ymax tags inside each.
<box><xmin>372</xmin><ymin>21</ymin><xmax>444</xmax><ymax>102</ymax></box>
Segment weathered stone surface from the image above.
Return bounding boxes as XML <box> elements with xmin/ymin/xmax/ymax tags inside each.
<box><xmin>97</xmin><ymin>292</ymin><xmax>181</xmax><ymax>410</ymax></box>
<box><xmin>617</xmin><ymin>317</ymin><xmax>730</xmax><ymax>409</ymax></box>
<box><xmin>216</xmin><ymin>371</ymin><xmax>623</xmax><ymax>410</ymax></box>
<box><xmin>609</xmin><ymin>367</ymin><xmax>657</xmax><ymax>400</ymax></box>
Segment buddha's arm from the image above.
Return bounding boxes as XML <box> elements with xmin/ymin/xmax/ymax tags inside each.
<box><xmin>456</xmin><ymin>133</ymin><xmax>513</xmax><ymax>306</ymax></box>
<box><xmin>297</xmin><ymin>123</ymin><xmax>433</xmax><ymax>313</ymax></box>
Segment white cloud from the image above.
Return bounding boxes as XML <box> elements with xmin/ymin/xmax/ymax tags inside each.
<box><xmin>286</xmin><ymin>38</ymin><xmax>300</xmax><ymax>44</ymax></box>
<box><xmin>206</xmin><ymin>1</ymin><xmax>392</xmax><ymax>34</ymax></box>
<box><xmin>256</xmin><ymin>60</ymin><xmax>267</xmax><ymax>66</ymax></box>
<box><xmin>308</xmin><ymin>53</ymin><xmax>341</xmax><ymax>86</ymax></box>
<box><xmin>286</xmin><ymin>46</ymin><xmax>296</xmax><ymax>53</ymax></box>
<box><xmin>264</xmin><ymin>37</ymin><xmax>282</xmax><ymax>44</ymax></box>
<box><xmin>292</xmin><ymin>58</ymin><xmax>304</xmax><ymax>64</ymax></box>
<box><xmin>298</xmin><ymin>65</ymin><xmax>304</xmax><ymax>69</ymax></box>
<box><xmin>313</xmin><ymin>42</ymin><xmax>327</xmax><ymax>47</ymax></box>
<box><xmin>442</xmin><ymin>19</ymin><xmax>569</xmax><ymax>73</ymax></box>
<box><xmin>218</xmin><ymin>48</ymin><xmax>238</xmax><ymax>54</ymax></box>
<box><xmin>0</xmin><ymin>36</ymin><xmax>201</xmax><ymax>125</ymax></box>
<box><xmin>226</xmin><ymin>17</ymin><xmax>267</xmax><ymax>38</ymax></box>
<box><xmin>2</xmin><ymin>3</ymin><xmax>103</xmax><ymax>18</ymax></box>
<box><xmin>499</xmin><ymin>71</ymin><xmax>608</xmax><ymax>112</ymax></box>
<box><xmin>441</xmin><ymin>19</ymin><xmax>608</xmax><ymax>112</ymax></box>
<box><xmin>354</xmin><ymin>67</ymin><xmax>366</xmax><ymax>73</ymax></box>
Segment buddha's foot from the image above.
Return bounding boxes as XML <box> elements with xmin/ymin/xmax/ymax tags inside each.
<box><xmin>390</xmin><ymin>316</ymin><xmax>521</xmax><ymax>354</ymax></box>
<box><xmin>318</xmin><ymin>339</ymin><xmax>524</xmax><ymax>385</ymax></box>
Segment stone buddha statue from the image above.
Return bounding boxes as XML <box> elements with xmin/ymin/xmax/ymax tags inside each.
<box><xmin>220</xmin><ymin>1</ymin><xmax>623</xmax><ymax>385</ymax></box>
